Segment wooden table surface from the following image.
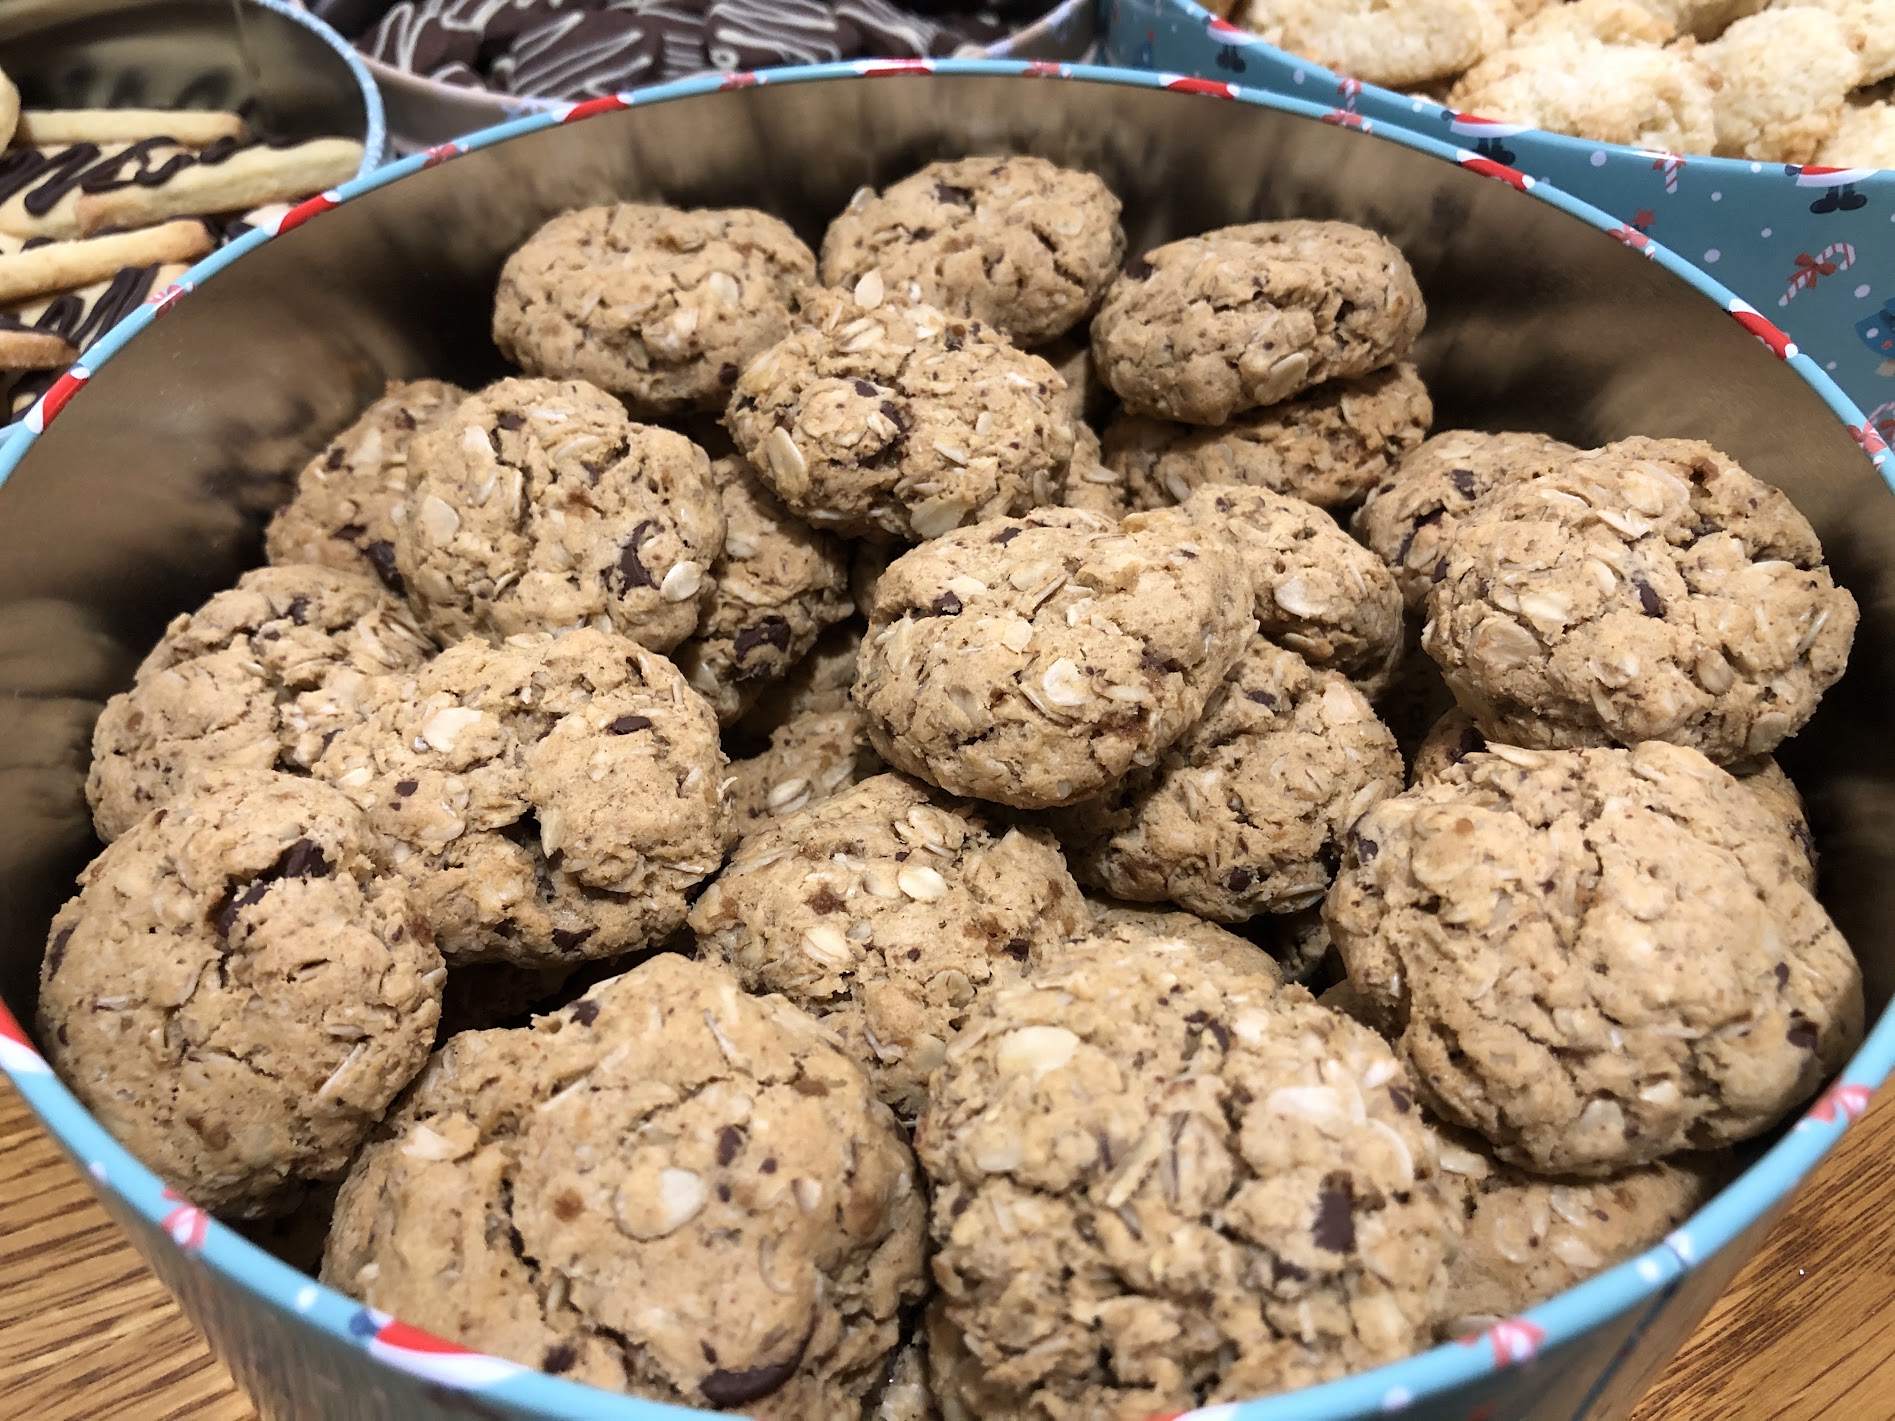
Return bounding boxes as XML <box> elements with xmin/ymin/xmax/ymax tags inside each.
<box><xmin>3</xmin><ymin>1080</ymin><xmax>1894</xmax><ymax>1421</ymax></box>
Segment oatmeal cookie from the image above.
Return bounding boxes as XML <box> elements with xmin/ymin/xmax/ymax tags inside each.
<box><xmin>916</xmin><ymin>933</ymin><xmax>1451</xmax><ymax>1417</ymax></box>
<box><xmin>264</xmin><ymin>379</ymin><xmax>468</xmax><ymax>592</ymax></box>
<box><xmin>1410</xmin><ymin>707</ymin><xmax>1817</xmax><ymax>887</ymax></box>
<box><xmin>820</xmin><ymin>157</ymin><xmax>1125</xmax><ymax>347</ymax></box>
<box><xmin>1079</xmin><ymin>898</ymin><xmax>1284</xmax><ymax>982</ymax></box>
<box><xmin>40</xmin><ymin>771</ymin><xmax>441</xmax><ymax>1217</ymax></box>
<box><xmin>1092</xmin><ymin>222</ymin><xmax>1426</xmax><ymax>427</ymax></box>
<box><xmin>689</xmin><ymin>773</ymin><xmax>1087</xmax><ymax>1118</ymax></box>
<box><xmin>1055</xmin><ymin>424</ymin><xmax>1130</xmax><ymax>519</ymax></box>
<box><xmin>314</xmin><ymin>628</ymin><xmax>730</xmax><ymax>966</ymax></box>
<box><xmin>398</xmin><ymin>378</ymin><xmax>724</xmax><ymax>650</ymax></box>
<box><xmin>86</xmin><ymin>565</ymin><xmax>434</xmax><ymax>843</ymax></box>
<box><xmin>674</xmin><ymin>458</ymin><xmax>852</xmax><ymax>724</ymax></box>
<box><xmin>727</xmin><ymin>705</ymin><xmax>884</xmax><ymax>836</ymax></box>
<box><xmin>725</xmin><ymin>287</ymin><xmax>1075</xmax><ymax>541</ymax></box>
<box><xmin>493</xmin><ymin>204</ymin><xmax>816</xmax><ymax>416</ymax></box>
<box><xmin>1051</xmin><ymin>637</ymin><xmax>1401</xmax><ymax>921</ymax></box>
<box><xmin>853</xmin><ymin>506</ymin><xmax>1256</xmax><ymax>809</ymax></box>
<box><xmin>1101</xmin><ymin>363</ymin><xmax>1433</xmax><ymax>514</ymax></box>
<box><xmin>1422</xmin><ymin>438</ymin><xmax>1857</xmax><ymax>762</ymax></box>
<box><xmin>323</xmin><ymin>955</ymin><xmax>926</xmax><ymax>1415</ymax></box>
<box><xmin>1352</xmin><ymin>428</ymin><xmax>1580</xmax><ymax>613</ymax></box>
<box><xmin>1325</xmin><ymin>742</ymin><xmax>1864</xmax><ymax>1173</ymax></box>
<box><xmin>1434</xmin><ymin>1124</ymin><xmax>1728</xmax><ymax>1327</ymax></box>
<box><xmin>1178</xmin><ymin>483</ymin><xmax>1405</xmax><ymax>694</ymax></box>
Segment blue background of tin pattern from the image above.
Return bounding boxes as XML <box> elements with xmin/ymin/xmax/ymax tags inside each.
<box><xmin>4</xmin><ymin>58</ymin><xmax>1895</xmax><ymax>1421</ymax></box>
<box><xmin>1105</xmin><ymin>0</ymin><xmax>1895</xmax><ymax>448</ymax></box>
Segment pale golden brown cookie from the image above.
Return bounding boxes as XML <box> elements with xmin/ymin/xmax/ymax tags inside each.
<box><xmin>1352</xmin><ymin>428</ymin><xmax>1579</xmax><ymax>613</ymax></box>
<box><xmin>493</xmin><ymin>204</ymin><xmax>816</xmax><ymax>416</ymax></box>
<box><xmin>1325</xmin><ymin>742</ymin><xmax>1864</xmax><ymax>1174</ymax></box>
<box><xmin>1091</xmin><ymin>222</ymin><xmax>1425</xmax><ymax>426</ymax></box>
<box><xmin>1818</xmin><ymin>97</ymin><xmax>1895</xmax><ymax>166</ymax></box>
<box><xmin>726</xmin><ymin>705</ymin><xmax>883</xmax><ymax>836</ymax></box>
<box><xmin>1447</xmin><ymin>39</ymin><xmax>1718</xmax><ymax>153</ymax></box>
<box><xmin>853</xmin><ymin>506</ymin><xmax>1256</xmax><ymax>809</ymax></box>
<box><xmin>1177</xmin><ymin>483</ymin><xmax>1406</xmax><ymax>694</ymax></box>
<box><xmin>1699</xmin><ymin>8</ymin><xmax>1861</xmax><ymax>162</ymax></box>
<box><xmin>1423</xmin><ymin>438</ymin><xmax>1857</xmax><ymax>762</ymax></box>
<box><xmin>86</xmin><ymin>565</ymin><xmax>434</xmax><ymax>843</ymax></box>
<box><xmin>726</xmin><ymin>287</ymin><xmax>1075</xmax><ymax>541</ymax></box>
<box><xmin>1050</xmin><ymin>637</ymin><xmax>1401</xmax><ymax>921</ymax></box>
<box><xmin>674</xmin><ymin>457</ymin><xmax>852</xmax><ymax>724</ymax></box>
<box><xmin>41</xmin><ymin>771</ymin><xmax>441</xmax><ymax>1217</ymax></box>
<box><xmin>264</xmin><ymin>379</ymin><xmax>468</xmax><ymax>591</ymax></box>
<box><xmin>916</xmin><ymin>933</ymin><xmax>1451</xmax><ymax>1417</ymax></box>
<box><xmin>323</xmin><ymin>955</ymin><xmax>926</xmax><ymax>1414</ymax></box>
<box><xmin>314</xmin><ymin>628</ymin><xmax>730</xmax><ymax>967</ymax></box>
<box><xmin>1788</xmin><ymin>0</ymin><xmax>1895</xmax><ymax>83</ymax></box>
<box><xmin>1410</xmin><ymin>707</ymin><xmax>1817</xmax><ymax>888</ymax></box>
<box><xmin>1101</xmin><ymin>363</ymin><xmax>1433</xmax><ymax>513</ymax></box>
<box><xmin>1236</xmin><ymin>0</ymin><xmax>1509</xmax><ymax>86</ymax></box>
<box><xmin>398</xmin><ymin>378</ymin><xmax>724</xmax><ymax>651</ymax></box>
<box><xmin>1434</xmin><ymin>1123</ymin><xmax>1729</xmax><ymax>1329</ymax></box>
<box><xmin>820</xmin><ymin>157</ymin><xmax>1125</xmax><ymax>347</ymax></box>
<box><xmin>690</xmin><ymin>773</ymin><xmax>1087</xmax><ymax>1118</ymax></box>
<box><xmin>1079</xmin><ymin>898</ymin><xmax>1284</xmax><ymax>982</ymax></box>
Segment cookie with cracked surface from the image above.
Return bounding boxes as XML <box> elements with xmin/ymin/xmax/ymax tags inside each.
<box><xmin>725</xmin><ymin>287</ymin><xmax>1075</xmax><ymax>541</ymax></box>
<box><xmin>264</xmin><ymin>379</ymin><xmax>468</xmax><ymax>593</ymax></box>
<box><xmin>1050</xmin><ymin>637</ymin><xmax>1402</xmax><ymax>921</ymax></box>
<box><xmin>674</xmin><ymin>457</ymin><xmax>852</xmax><ymax>724</ymax></box>
<box><xmin>1699</xmin><ymin>8</ymin><xmax>1861</xmax><ymax>162</ymax></box>
<box><xmin>1422</xmin><ymin>438</ymin><xmax>1857</xmax><ymax>762</ymax></box>
<box><xmin>1092</xmin><ymin>222</ymin><xmax>1426</xmax><ymax>427</ymax></box>
<box><xmin>493</xmin><ymin>203</ymin><xmax>816</xmax><ymax>415</ymax></box>
<box><xmin>853</xmin><ymin>506</ymin><xmax>1256</xmax><ymax>809</ymax></box>
<box><xmin>398</xmin><ymin>378</ymin><xmax>724</xmax><ymax>650</ymax></box>
<box><xmin>1236</xmin><ymin>0</ymin><xmax>1508</xmax><ymax>86</ymax></box>
<box><xmin>1079</xmin><ymin>897</ymin><xmax>1284</xmax><ymax>983</ymax></box>
<box><xmin>1178</xmin><ymin>483</ymin><xmax>1405</xmax><ymax>695</ymax></box>
<box><xmin>1325</xmin><ymin>742</ymin><xmax>1864</xmax><ymax>1173</ymax></box>
<box><xmin>1447</xmin><ymin>40</ymin><xmax>1717</xmax><ymax>153</ymax></box>
<box><xmin>1353</xmin><ymin>428</ymin><xmax>1580</xmax><ymax>613</ymax></box>
<box><xmin>1102</xmin><ymin>362</ymin><xmax>1434</xmax><ymax>514</ymax></box>
<box><xmin>689</xmin><ymin>773</ymin><xmax>1087</xmax><ymax>1118</ymax></box>
<box><xmin>820</xmin><ymin>157</ymin><xmax>1125</xmax><ymax>347</ymax></box>
<box><xmin>1410</xmin><ymin>708</ymin><xmax>1817</xmax><ymax>888</ymax></box>
<box><xmin>86</xmin><ymin>565</ymin><xmax>434</xmax><ymax>844</ymax></box>
<box><xmin>314</xmin><ymin>628</ymin><xmax>730</xmax><ymax>967</ymax></box>
<box><xmin>727</xmin><ymin>705</ymin><xmax>884</xmax><ymax>835</ymax></box>
<box><xmin>915</xmin><ymin>933</ymin><xmax>1451</xmax><ymax>1418</ymax></box>
<box><xmin>1434</xmin><ymin>1123</ymin><xmax>1728</xmax><ymax>1329</ymax></box>
<box><xmin>41</xmin><ymin>770</ymin><xmax>442</xmax><ymax>1217</ymax></box>
<box><xmin>322</xmin><ymin>954</ymin><xmax>926</xmax><ymax>1414</ymax></box>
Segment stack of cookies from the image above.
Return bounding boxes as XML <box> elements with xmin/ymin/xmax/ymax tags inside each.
<box><xmin>1210</xmin><ymin>0</ymin><xmax>1895</xmax><ymax>168</ymax></box>
<box><xmin>36</xmin><ymin>151</ymin><xmax>1865</xmax><ymax>1418</ymax></box>
<box><xmin>0</xmin><ymin>67</ymin><xmax>366</xmax><ymax>421</ymax></box>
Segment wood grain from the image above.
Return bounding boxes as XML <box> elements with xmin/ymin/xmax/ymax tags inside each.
<box><xmin>3</xmin><ymin>1080</ymin><xmax>1894</xmax><ymax>1420</ymax></box>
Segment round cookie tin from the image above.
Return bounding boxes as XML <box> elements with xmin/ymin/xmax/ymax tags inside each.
<box><xmin>1103</xmin><ymin>0</ymin><xmax>1895</xmax><ymax>443</ymax></box>
<box><xmin>3</xmin><ymin>59</ymin><xmax>1895</xmax><ymax>1421</ymax></box>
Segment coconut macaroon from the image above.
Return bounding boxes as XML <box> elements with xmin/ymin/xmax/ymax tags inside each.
<box><xmin>853</xmin><ymin>506</ymin><xmax>1256</xmax><ymax>810</ymax></box>
<box><xmin>1235</xmin><ymin>0</ymin><xmax>1508</xmax><ymax>86</ymax></box>
<box><xmin>690</xmin><ymin>773</ymin><xmax>1087</xmax><ymax>1118</ymax></box>
<box><xmin>916</xmin><ymin>932</ymin><xmax>1452</xmax><ymax>1417</ymax></box>
<box><xmin>1325</xmin><ymin>742</ymin><xmax>1863</xmax><ymax>1175</ymax></box>
<box><xmin>1698</xmin><ymin>7</ymin><xmax>1864</xmax><ymax>162</ymax></box>
<box><xmin>314</xmin><ymin>628</ymin><xmax>730</xmax><ymax>967</ymax></box>
<box><xmin>86</xmin><ymin>564</ymin><xmax>434</xmax><ymax>843</ymax></box>
<box><xmin>323</xmin><ymin>955</ymin><xmax>926</xmax><ymax>1414</ymax></box>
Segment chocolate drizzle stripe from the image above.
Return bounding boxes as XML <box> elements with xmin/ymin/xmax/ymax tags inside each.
<box><xmin>0</xmin><ymin>138</ymin><xmax>250</xmax><ymax>219</ymax></box>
